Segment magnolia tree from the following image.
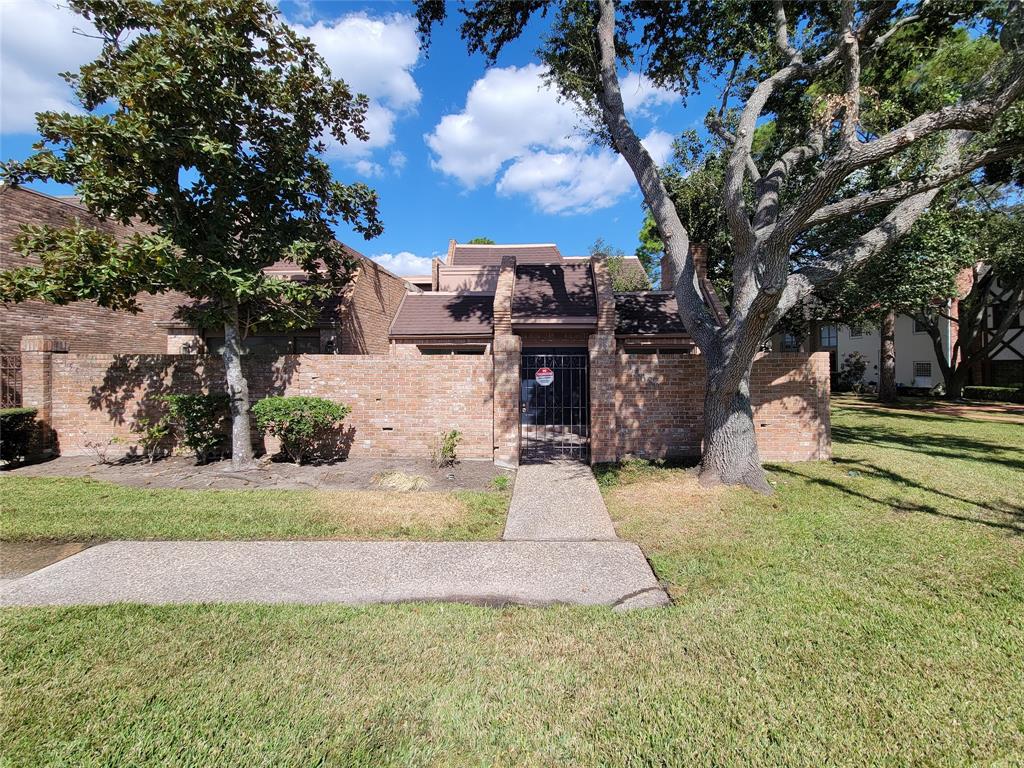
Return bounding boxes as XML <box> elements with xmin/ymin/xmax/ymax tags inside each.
<box><xmin>418</xmin><ymin>0</ymin><xmax>1024</xmax><ymax>491</ymax></box>
<box><xmin>0</xmin><ymin>0</ymin><xmax>382</xmax><ymax>468</ymax></box>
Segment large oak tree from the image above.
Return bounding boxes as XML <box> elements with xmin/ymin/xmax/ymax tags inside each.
<box><xmin>0</xmin><ymin>0</ymin><xmax>382</xmax><ymax>468</ymax></box>
<box><xmin>418</xmin><ymin>0</ymin><xmax>1024</xmax><ymax>491</ymax></box>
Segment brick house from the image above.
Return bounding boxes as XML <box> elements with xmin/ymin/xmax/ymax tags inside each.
<box><xmin>13</xmin><ymin>231</ymin><xmax>832</xmax><ymax>466</ymax></box>
<box><xmin>0</xmin><ymin>186</ymin><xmax>411</xmax><ymax>406</ymax></box>
<box><xmin>386</xmin><ymin>241</ymin><xmax>830</xmax><ymax>466</ymax></box>
<box><xmin>0</xmin><ymin>186</ymin><xmax>188</xmax><ymax>355</ymax></box>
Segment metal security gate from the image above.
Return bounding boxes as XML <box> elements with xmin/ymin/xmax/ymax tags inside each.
<box><xmin>520</xmin><ymin>348</ymin><xmax>589</xmax><ymax>461</ymax></box>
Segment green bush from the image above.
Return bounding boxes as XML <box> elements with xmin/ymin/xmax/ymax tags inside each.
<box><xmin>0</xmin><ymin>407</ymin><xmax>38</xmax><ymax>463</ymax></box>
<box><xmin>160</xmin><ymin>393</ymin><xmax>230</xmax><ymax>463</ymax></box>
<box><xmin>252</xmin><ymin>396</ymin><xmax>350</xmax><ymax>464</ymax></box>
<box><xmin>432</xmin><ymin>429</ymin><xmax>462</xmax><ymax>468</ymax></box>
<box><xmin>962</xmin><ymin>386</ymin><xmax>1024</xmax><ymax>404</ymax></box>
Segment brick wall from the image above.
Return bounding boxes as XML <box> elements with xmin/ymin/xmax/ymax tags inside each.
<box><xmin>45</xmin><ymin>352</ymin><xmax>494</xmax><ymax>460</ymax></box>
<box><xmin>0</xmin><ymin>187</ymin><xmax>187</xmax><ymax>354</ymax></box>
<box><xmin>612</xmin><ymin>351</ymin><xmax>831</xmax><ymax>462</ymax></box>
<box><xmin>340</xmin><ymin>257</ymin><xmax>410</xmax><ymax>354</ymax></box>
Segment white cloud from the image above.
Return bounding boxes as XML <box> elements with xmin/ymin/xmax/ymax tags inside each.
<box><xmin>294</xmin><ymin>12</ymin><xmax>420</xmax><ymax>161</ymax></box>
<box><xmin>354</xmin><ymin>159</ymin><xmax>383</xmax><ymax>177</ymax></box>
<box><xmin>0</xmin><ymin>0</ymin><xmax>101</xmax><ymax>133</ymax></box>
<box><xmin>388</xmin><ymin>150</ymin><xmax>407</xmax><ymax>172</ymax></box>
<box><xmin>425</xmin><ymin>63</ymin><xmax>585</xmax><ymax>189</ymax></box>
<box><xmin>497</xmin><ymin>130</ymin><xmax>674</xmax><ymax>215</ymax></box>
<box><xmin>426</xmin><ymin>64</ymin><xmax>675</xmax><ymax>214</ymax></box>
<box><xmin>372</xmin><ymin>251</ymin><xmax>433</xmax><ymax>275</ymax></box>
<box><xmin>618</xmin><ymin>72</ymin><xmax>676</xmax><ymax>114</ymax></box>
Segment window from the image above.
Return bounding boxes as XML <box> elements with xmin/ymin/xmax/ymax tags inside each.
<box><xmin>849</xmin><ymin>326</ymin><xmax>863</xmax><ymax>338</ymax></box>
<box><xmin>992</xmin><ymin>302</ymin><xmax>1023</xmax><ymax>330</ymax></box>
<box><xmin>781</xmin><ymin>333</ymin><xmax>800</xmax><ymax>352</ymax></box>
<box><xmin>624</xmin><ymin>347</ymin><xmax>690</xmax><ymax>355</ymax></box>
<box><xmin>913</xmin><ymin>361</ymin><xmax>932</xmax><ymax>378</ymax></box>
<box><xmin>418</xmin><ymin>347</ymin><xmax>486</xmax><ymax>355</ymax></box>
<box><xmin>819</xmin><ymin>325</ymin><xmax>837</xmax><ymax>348</ymax></box>
<box><xmin>913</xmin><ymin>316</ymin><xmax>929</xmax><ymax>334</ymax></box>
<box><xmin>203</xmin><ymin>333</ymin><xmax>321</xmax><ymax>354</ymax></box>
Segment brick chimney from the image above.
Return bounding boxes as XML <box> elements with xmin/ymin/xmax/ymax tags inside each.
<box><xmin>661</xmin><ymin>243</ymin><xmax>708</xmax><ymax>290</ymax></box>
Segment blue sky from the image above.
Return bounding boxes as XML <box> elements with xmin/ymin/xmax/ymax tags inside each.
<box><xmin>0</xmin><ymin>0</ymin><xmax>714</xmax><ymax>276</ymax></box>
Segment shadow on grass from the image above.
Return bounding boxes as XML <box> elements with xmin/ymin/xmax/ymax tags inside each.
<box><xmin>771</xmin><ymin>461</ymin><xmax>1023</xmax><ymax>536</ymax></box>
<box><xmin>832</xmin><ymin>423</ymin><xmax>1024</xmax><ymax>472</ymax></box>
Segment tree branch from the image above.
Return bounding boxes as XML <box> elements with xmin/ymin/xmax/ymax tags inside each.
<box><xmin>592</xmin><ymin>0</ymin><xmax>722</xmax><ymax>347</ymax></box>
<box><xmin>802</xmin><ymin>141</ymin><xmax>1024</xmax><ymax>228</ymax></box>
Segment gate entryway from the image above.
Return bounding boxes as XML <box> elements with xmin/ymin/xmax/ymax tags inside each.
<box><xmin>520</xmin><ymin>348</ymin><xmax>589</xmax><ymax>461</ymax></box>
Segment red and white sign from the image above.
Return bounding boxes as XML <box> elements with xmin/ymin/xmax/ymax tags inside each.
<box><xmin>535</xmin><ymin>367</ymin><xmax>555</xmax><ymax>386</ymax></box>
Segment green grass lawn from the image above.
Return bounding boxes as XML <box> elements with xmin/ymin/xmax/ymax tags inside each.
<box><xmin>0</xmin><ymin>479</ymin><xmax>508</xmax><ymax>542</ymax></box>
<box><xmin>3</xmin><ymin>401</ymin><xmax>1023</xmax><ymax>766</ymax></box>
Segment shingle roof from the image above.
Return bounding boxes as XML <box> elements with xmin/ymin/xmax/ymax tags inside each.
<box><xmin>450</xmin><ymin>243</ymin><xmax>563</xmax><ymax>266</ymax></box>
<box><xmin>614</xmin><ymin>292</ymin><xmax>690</xmax><ymax>336</ymax></box>
<box><xmin>513</xmin><ymin>263</ymin><xmax>596</xmax><ymax>319</ymax></box>
<box><xmin>389</xmin><ymin>293</ymin><xmax>494</xmax><ymax>337</ymax></box>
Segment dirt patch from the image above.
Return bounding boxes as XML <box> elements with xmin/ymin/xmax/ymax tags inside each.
<box><xmin>4</xmin><ymin>455</ymin><xmax>512</xmax><ymax>493</ymax></box>
<box><xmin>0</xmin><ymin>541</ymin><xmax>94</xmax><ymax>583</ymax></box>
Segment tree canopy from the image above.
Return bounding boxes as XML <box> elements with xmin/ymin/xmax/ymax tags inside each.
<box><xmin>0</xmin><ymin>0</ymin><xmax>382</xmax><ymax>466</ymax></box>
<box><xmin>419</xmin><ymin>0</ymin><xmax>1024</xmax><ymax>490</ymax></box>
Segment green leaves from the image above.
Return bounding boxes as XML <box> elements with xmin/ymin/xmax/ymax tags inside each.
<box><xmin>251</xmin><ymin>396</ymin><xmax>350</xmax><ymax>464</ymax></box>
<box><xmin>1</xmin><ymin>0</ymin><xmax>383</xmax><ymax>333</ymax></box>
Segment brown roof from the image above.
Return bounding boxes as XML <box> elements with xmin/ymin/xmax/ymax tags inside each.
<box><xmin>389</xmin><ymin>293</ymin><xmax>493</xmax><ymax>337</ymax></box>
<box><xmin>513</xmin><ymin>263</ymin><xmax>596</xmax><ymax>320</ymax></box>
<box><xmin>615</xmin><ymin>292</ymin><xmax>690</xmax><ymax>336</ymax></box>
<box><xmin>450</xmin><ymin>243</ymin><xmax>562</xmax><ymax>266</ymax></box>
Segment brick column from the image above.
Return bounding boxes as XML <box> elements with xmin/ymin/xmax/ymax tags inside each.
<box><xmin>493</xmin><ymin>334</ymin><xmax>521</xmax><ymax>467</ymax></box>
<box><xmin>20</xmin><ymin>335</ymin><xmax>68</xmax><ymax>456</ymax></box>
<box><xmin>492</xmin><ymin>254</ymin><xmax>520</xmax><ymax>467</ymax></box>
<box><xmin>589</xmin><ymin>256</ymin><xmax>618</xmax><ymax>463</ymax></box>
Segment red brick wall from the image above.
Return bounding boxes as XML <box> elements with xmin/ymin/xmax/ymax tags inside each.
<box><xmin>0</xmin><ymin>187</ymin><xmax>187</xmax><ymax>354</ymax></box>
<box><xmin>613</xmin><ymin>351</ymin><xmax>831</xmax><ymax>462</ymax></box>
<box><xmin>45</xmin><ymin>352</ymin><xmax>494</xmax><ymax>460</ymax></box>
<box><xmin>340</xmin><ymin>257</ymin><xmax>410</xmax><ymax>354</ymax></box>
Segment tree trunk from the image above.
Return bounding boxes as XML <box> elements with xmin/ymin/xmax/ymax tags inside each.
<box><xmin>699</xmin><ymin>363</ymin><xmax>772</xmax><ymax>494</ymax></box>
<box><xmin>878</xmin><ymin>308</ymin><xmax>898</xmax><ymax>403</ymax></box>
<box><xmin>221</xmin><ymin>310</ymin><xmax>255</xmax><ymax>469</ymax></box>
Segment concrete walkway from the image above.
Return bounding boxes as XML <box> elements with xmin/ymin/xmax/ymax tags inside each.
<box><xmin>0</xmin><ymin>540</ymin><xmax>668</xmax><ymax>610</ymax></box>
<box><xmin>1</xmin><ymin>461</ymin><xmax>670</xmax><ymax>610</ymax></box>
<box><xmin>503</xmin><ymin>461</ymin><xmax>618</xmax><ymax>541</ymax></box>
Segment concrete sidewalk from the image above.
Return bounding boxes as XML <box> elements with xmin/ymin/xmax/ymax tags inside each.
<box><xmin>0</xmin><ymin>540</ymin><xmax>669</xmax><ymax>610</ymax></box>
<box><xmin>503</xmin><ymin>461</ymin><xmax>618</xmax><ymax>541</ymax></box>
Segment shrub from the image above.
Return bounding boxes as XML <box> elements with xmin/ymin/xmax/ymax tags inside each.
<box><xmin>160</xmin><ymin>393</ymin><xmax>230</xmax><ymax>463</ymax></box>
<box><xmin>962</xmin><ymin>386</ymin><xmax>1024</xmax><ymax>404</ymax></box>
<box><xmin>132</xmin><ymin>415</ymin><xmax>172</xmax><ymax>463</ymax></box>
<box><xmin>432</xmin><ymin>429</ymin><xmax>462</xmax><ymax>468</ymax></box>
<box><xmin>837</xmin><ymin>351</ymin><xmax>868</xmax><ymax>392</ymax></box>
<box><xmin>0</xmin><ymin>407</ymin><xmax>38</xmax><ymax>463</ymax></box>
<box><xmin>252</xmin><ymin>396</ymin><xmax>350</xmax><ymax>464</ymax></box>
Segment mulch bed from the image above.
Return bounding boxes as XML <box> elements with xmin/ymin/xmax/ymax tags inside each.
<box><xmin>5</xmin><ymin>455</ymin><xmax>511</xmax><ymax>492</ymax></box>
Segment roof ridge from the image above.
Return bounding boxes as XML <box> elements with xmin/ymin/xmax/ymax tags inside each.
<box><xmin>455</xmin><ymin>242</ymin><xmax>559</xmax><ymax>248</ymax></box>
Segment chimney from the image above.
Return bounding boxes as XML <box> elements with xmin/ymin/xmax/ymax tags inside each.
<box><xmin>661</xmin><ymin>243</ymin><xmax>708</xmax><ymax>291</ymax></box>
<box><xmin>446</xmin><ymin>239</ymin><xmax>457</xmax><ymax>265</ymax></box>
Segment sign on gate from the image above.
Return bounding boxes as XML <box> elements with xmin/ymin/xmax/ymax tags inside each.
<box><xmin>535</xmin><ymin>367</ymin><xmax>555</xmax><ymax>386</ymax></box>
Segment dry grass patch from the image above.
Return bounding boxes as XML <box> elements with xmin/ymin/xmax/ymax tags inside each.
<box><xmin>313</xmin><ymin>491</ymin><xmax>473</xmax><ymax>533</ymax></box>
<box><xmin>372</xmin><ymin>470</ymin><xmax>431</xmax><ymax>492</ymax></box>
<box><xmin>0</xmin><ymin>477</ymin><xmax>509</xmax><ymax>542</ymax></box>
<box><xmin>605</xmin><ymin>468</ymin><xmax>730</xmax><ymax>547</ymax></box>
